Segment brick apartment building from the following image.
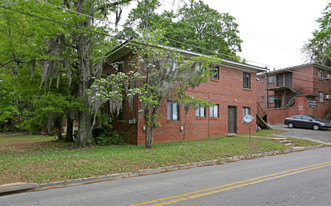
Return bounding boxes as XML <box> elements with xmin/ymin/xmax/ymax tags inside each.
<box><xmin>256</xmin><ymin>63</ymin><xmax>331</xmax><ymax>124</ymax></box>
<box><xmin>104</xmin><ymin>42</ymin><xmax>266</xmax><ymax>145</ymax></box>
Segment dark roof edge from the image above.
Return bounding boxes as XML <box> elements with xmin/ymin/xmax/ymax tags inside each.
<box><xmin>106</xmin><ymin>40</ymin><xmax>267</xmax><ymax>72</ymax></box>
<box><xmin>259</xmin><ymin>63</ymin><xmax>331</xmax><ymax>75</ymax></box>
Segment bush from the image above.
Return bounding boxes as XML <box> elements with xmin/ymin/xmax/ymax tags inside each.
<box><xmin>95</xmin><ymin>130</ymin><xmax>123</xmax><ymax>146</ymax></box>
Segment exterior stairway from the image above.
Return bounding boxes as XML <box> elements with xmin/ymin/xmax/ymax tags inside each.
<box><xmin>256</xmin><ymin>114</ymin><xmax>270</xmax><ymax>129</ymax></box>
<box><xmin>284</xmin><ymin>97</ymin><xmax>295</xmax><ymax>108</ymax></box>
<box><xmin>288</xmin><ymin>87</ymin><xmax>303</xmax><ymax>95</ymax></box>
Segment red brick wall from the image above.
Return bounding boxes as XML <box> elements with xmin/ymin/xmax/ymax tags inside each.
<box><xmin>256</xmin><ymin>65</ymin><xmax>331</xmax><ymax>124</ymax></box>
<box><xmin>135</xmin><ymin>65</ymin><xmax>258</xmax><ymax>145</ymax></box>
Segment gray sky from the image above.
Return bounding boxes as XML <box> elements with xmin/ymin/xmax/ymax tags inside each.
<box><xmin>120</xmin><ymin>0</ymin><xmax>329</xmax><ymax>69</ymax></box>
<box><xmin>202</xmin><ymin>0</ymin><xmax>329</xmax><ymax>69</ymax></box>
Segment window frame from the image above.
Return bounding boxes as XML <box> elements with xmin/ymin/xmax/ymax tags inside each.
<box><xmin>118</xmin><ymin>101</ymin><xmax>124</xmax><ymax>120</ymax></box>
<box><xmin>318</xmin><ymin>91</ymin><xmax>324</xmax><ymax>102</ymax></box>
<box><xmin>243</xmin><ymin>72</ymin><xmax>251</xmax><ymax>89</ymax></box>
<box><xmin>210</xmin><ymin>66</ymin><xmax>219</xmax><ymax>80</ymax></box>
<box><xmin>167</xmin><ymin>101</ymin><xmax>179</xmax><ymax>121</ymax></box>
<box><xmin>195</xmin><ymin>106</ymin><xmax>206</xmax><ymax>117</ymax></box>
<box><xmin>318</xmin><ymin>69</ymin><xmax>323</xmax><ymax>80</ymax></box>
<box><xmin>269</xmin><ymin>75</ymin><xmax>275</xmax><ymax>83</ymax></box>
<box><xmin>209</xmin><ymin>104</ymin><xmax>219</xmax><ymax>118</ymax></box>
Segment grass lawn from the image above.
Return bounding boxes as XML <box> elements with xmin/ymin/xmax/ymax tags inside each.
<box><xmin>0</xmin><ymin>130</ymin><xmax>319</xmax><ymax>184</ymax></box>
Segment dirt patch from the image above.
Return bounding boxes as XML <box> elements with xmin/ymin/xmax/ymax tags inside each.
<box><xmin>0</xmin><ymin>141</ymin><xmax>58</xmax><ymax>152</ymax></box>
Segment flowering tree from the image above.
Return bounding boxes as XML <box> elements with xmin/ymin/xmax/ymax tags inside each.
<box><xmin>90</xmin><ymin>29</ymin><xmax>220</xmax><ymax>148</ymax></box>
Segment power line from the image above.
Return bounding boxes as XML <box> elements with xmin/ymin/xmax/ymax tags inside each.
<box><xmin>0</xmin><ymin>4</ymin><xmax>283</xmax><ymax>69</ymax></box>
<box><xmin>0</xmin><ymin>5</ymin><xmax>114</xmax><ymax>37</ymax></box>
<box><xmin>31</xmin><ymin>0</ymin><xmax>278</xmax><ymax>67</ymax></box>
<box><xmin>34</xmin><ymin>0</ymin><xmax>119</xmax><ymax>28</ymax></box>
<box><xmin>3</xmin><ymin>4</ymin><xmax>328</xmax><ymax>82</ymax></box>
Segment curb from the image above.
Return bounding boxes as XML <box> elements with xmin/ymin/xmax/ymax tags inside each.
<box><xmin>0</xmin><ymin>144</ymin><xmax>326</xmax><ymax>196</ymax></box>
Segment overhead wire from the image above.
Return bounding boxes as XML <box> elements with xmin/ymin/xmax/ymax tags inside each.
<box><xmin>1</xmin><ymin>1</ymin><xmax>323</xmax><ymax>72</ymax></box>
<box><xmin>32</xmin><ymin>0</ymin><xmax>277</xmax><ymax>67</ymax></box>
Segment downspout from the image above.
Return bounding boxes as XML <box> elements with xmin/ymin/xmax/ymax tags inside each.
<box><xmin>265</xmin><ymin>71</ymin><xmax>269</xmax><ymax>109</ymax></box>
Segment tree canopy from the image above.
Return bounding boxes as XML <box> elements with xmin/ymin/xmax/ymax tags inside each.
<box><xmin>303</xmin><ymin>3</ymin><xmax>331</xmax><ymax>66</ymax></box>
<box><xmin>119</xmin><ymin>0</ymin><xmax>242</xmax><ymax>61</ymax></box>
<box><xmin>0</xmin><ymin>0</ymin><xmax>132</xmax><ymax>146</ymax></box>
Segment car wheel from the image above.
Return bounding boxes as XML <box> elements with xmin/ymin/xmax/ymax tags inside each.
<box><xmin>288</xmin><ymin>123</ymin><xmax>294</xmax><ymax>128</ymax></box>
<box><xmin>313</xmin><ymin>124</ymin><xmax>319</xmax><ymax>131</ymax></box>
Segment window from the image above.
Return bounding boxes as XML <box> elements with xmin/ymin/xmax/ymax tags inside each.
<box><xmin>261</xmin><ymin>76</ymin><xmax>265</xmax><ymax>83</ymax></box>
<box><xmin>269</xmin><ymin>75</ymin><xmax>275</xmax><ymax>83</ymax></box>
<box><xmin>167</xmin><ymin>101</ymin><xmax>179</xmax><ymax>120</ymax></box>
<box><xmin>210</xmin><ymin>66</ymin><xmax>219</xmax><ymax>80</ymax></box>
<box><xmin>209</xmin><ymin>105</ymin><xmax>219</xmax><ymax>118</ymax></box>
<box><xmin>318</xmin><ymin>70</ymin><xmax>323</xmax><ymax>80</ymax></box>
<box><xmin>276</xmin><ymin>74</ymin><xmax>283</xmax><ymax>87</ymax></box>
<box><xmin>269</xmin><ymin>96</ymin><xmax>275</xmax><ymax>103</ymax></box>
<box><xmin>261</xmin><ymin>96</ymin><xmax>264</xmax><ymax>102</ymax></box>
<box><xmin>119</xmin><ymin>101</ymin><xmax>124</xmax><ymax>120</ymax></box>
<box><xmin>243</xmin><ymin>72</ymin><xmax>251</xmax><ymax>89</ymax></box>
<box><xmin>195</xmin><ymin>106</ymin><xmax>205</xmax><ymax>117</ymax></box>
<box><xmin>318</xmin><ymin>92</ymin><xmax>324</xmax><ymax>102</ymax></box>
<box><xmin>243</xmin><ymin>107</ymin><xmax>250</xmax><ymax>121</ymax></box>
<box><xmin>118</xmin><ymin>59</ymin><xmax>124</xmax><ymax>73</ymax></box>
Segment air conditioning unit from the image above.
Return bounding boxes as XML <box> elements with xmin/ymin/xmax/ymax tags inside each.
<box><xmin>129</xmin><ymin>118</ymin><xmax>137</xmax><ymax>124</ymax></box>
<box><xmin>326</xmin><ymin>95</ymin><xmax>331</xmax><ymax>100</ymax></box>
<box><xmin>326</xmin><ymin>74</ymin><xmax>331</xmax><ymax>80</ymax></box>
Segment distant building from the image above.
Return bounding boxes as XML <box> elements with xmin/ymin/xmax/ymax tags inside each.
<box><xmin>104</xmin><ymin>42</ymin><xmax>266</xmax><ymax>145</ymax></box>
<box><xmin>256</xmin><ymin>63</ymin><xmax>331</xmax><ymax>124</ymax></box>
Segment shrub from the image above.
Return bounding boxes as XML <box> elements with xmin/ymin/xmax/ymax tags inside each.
<box><xmin>95</xmin><ymin>130</ymin><xmax>123</xmax><ymax>146</ymax></box>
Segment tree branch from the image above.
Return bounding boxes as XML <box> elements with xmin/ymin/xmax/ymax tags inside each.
<box><xmin>91</xmin><ymin>0</ymin><xmax>132</xmax><ymax>15</ymax></box>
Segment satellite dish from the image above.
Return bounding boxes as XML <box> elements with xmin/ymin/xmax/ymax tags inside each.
<box><xmin>244</xmin><ymin>115</ymin><xmax>254</xmax><ymax>123</ymax></box>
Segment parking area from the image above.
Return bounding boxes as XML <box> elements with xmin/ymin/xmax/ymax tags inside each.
<box><xmin>270</xmin><ymin>124</ymin><xmax>331</xmax><ymax>145</ymax></box>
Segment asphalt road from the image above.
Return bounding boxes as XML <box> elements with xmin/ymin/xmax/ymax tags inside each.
<box><xmin>271</xmin><ymin>124</ymin><xmax>331</xmax><ymax>145</ymax></box>
<box><xmin>1</xmin><ymin>147</ymin><xmax>331</xmax><ymax>206</ymax></box>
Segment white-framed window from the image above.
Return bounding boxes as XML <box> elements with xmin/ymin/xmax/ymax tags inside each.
<box><xmin>167</xmin><ymin>101</ymin><xmax>179</xmax><ymax>120</ymax></box>
<box><xmin>261</xmin><ymin>75</ymin><xmax>265</xmax><ymax>83</ymax></box>
<box><xmin>195</xmin><ymin>106</ymin><xmax>205</xmax><ymax>117</ymax></box>
<box><xmin>269</xmin><ymin>96</ymin><xmax>275</xmax><ymax>103</ymax></box>
<box><xmin>269</xmin><ymin>75</ymin><xmax>275</xmax><ymax>83</ymax></box>
<box><xmin>210</xmin><ymin>66</ymin><xmax>219</xmax><ymax>80</ymax></box>
<box><xmin>318</xmin><ymin>91</ymin><xmax>324</xmax><ymax>102</ymax></box>
<box><xmin>243</xmin><ymin>72</ymin><xmax>251</xmax><ymax>89</ymax></box>
<box><xmin>209</xmin><ymin>105</ymin><xmax>219</xmax><ymax>118</ymax></box>
<box><xmin>243</xmin><ymin>107</ymin><xmax>251</xmax><ymax>121</ymax></box>
<box><xmin>318</xmin><ymin>70</ymin><xmax>323</xmax><ymax>80</ymax></box>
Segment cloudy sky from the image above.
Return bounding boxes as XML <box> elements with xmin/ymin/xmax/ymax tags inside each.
<box><xmin>202</xmin><ymin>0</ymin><xmax>329</xmax><ymax>69</ymax></box>
<box><xmin>120</xmin><ymin>0</ymin><xmax>329</xmax><ymax>69</ymax></box>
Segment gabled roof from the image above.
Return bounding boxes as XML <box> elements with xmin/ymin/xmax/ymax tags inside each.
<box><xmin>106</xmin><ymin>40</ymin><xmax>267</xmax><ymax>73</ymax></box>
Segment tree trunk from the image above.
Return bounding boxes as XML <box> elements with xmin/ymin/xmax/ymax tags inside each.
<box><xmin>77</xmin><ymin>35</ymin><xmax>93</xmax><ymax>147</ymax></box>
<box><xmin>144</xmin><ymin>107</ymin><xmax>158</xmax><ymax>148</ymax></box>
<box><xmin>65</xmin><ymin>115</ymin><xmax>73</xmax><ymax>142</ymax></box>
<box><xmin>144</xmin><ymin>109</ymin><xmax>152</xmax><ymax>148</ymax></box>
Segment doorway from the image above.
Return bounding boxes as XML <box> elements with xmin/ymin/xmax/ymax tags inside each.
<box><xmin>228</xmin><ymin>106</ymin><xmax>237</xmax><ymax>134</ymax></box>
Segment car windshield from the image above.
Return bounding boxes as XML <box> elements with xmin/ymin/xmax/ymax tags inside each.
<box><xmin>308</xmin><ymin>115</ymin><xmax>322</xmax><ymax>121</ymax></box>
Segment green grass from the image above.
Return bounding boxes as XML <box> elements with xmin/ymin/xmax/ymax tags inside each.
<box><xmin>286</xmin><ymin>137</ymin><xmax>321</xmax><ymax>147</ymax></box>
<box><xmin>0</xmin><ymin>131</ymin><xmax>316</xmax><ymax>184</ymax></box>
<box><xmin>254</xmin><ymin>128</ymin><xmax>285</xmax><ymax>136</ymax></box>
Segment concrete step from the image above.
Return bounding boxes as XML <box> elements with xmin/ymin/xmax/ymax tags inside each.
<box><xmin>284</xmin><ymin>143</ymin><xmax>295</xmax><ymax>146</ymax></box>
<box><xmin>271</xmin><ymin>137</ymin><xmax>287</xmax><ymax>141</ymax></box>
<box><xmin>279</xmin><ymin>140</ymin><xmax>292</xmax><ymax>144</ymax></box>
